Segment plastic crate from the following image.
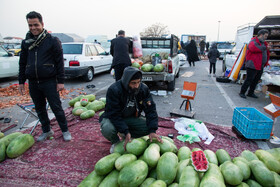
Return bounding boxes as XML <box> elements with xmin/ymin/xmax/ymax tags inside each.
<box><xmin>232</xmin><ymin>107</ymin><xmax>273</xmax><ymax>139</ymax></box>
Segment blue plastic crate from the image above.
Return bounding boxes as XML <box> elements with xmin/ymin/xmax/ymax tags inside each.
<box><xmin>232</xmin><ymin>107</ymin><xmax>273</xmax><ymax>139</ymax></box>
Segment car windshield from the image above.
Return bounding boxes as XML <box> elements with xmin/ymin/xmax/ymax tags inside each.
<box><xmin>217</xmin><ymin>43</ymin><xmax>234</xmax><ymax>49</ymax></box>
<box><xmin>62</xmin><ymin>44</ymin><xmax>83</xmax><ymax>54</ymax></box>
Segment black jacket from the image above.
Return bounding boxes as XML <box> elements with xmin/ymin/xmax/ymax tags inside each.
<box><xmin>185</xmin><ymin>40</ymin><xmax>199</xmax><ymax>62</ymax></box>
<box><xmin>207</xmin><ymin>45</ymin><xmax>220</xmax><ymax>63</ymax></box>
<box><xmin>102</xmin><ymin>67</ymin><xmax>158</xmax><ymax>135</ymax></box>
<box><xmin>110</xmin><ymin>36</ymin><xmax>131</xmax><ymax>68</ymax></box>
<box><xmin>19</xmin><ymin>33</ymin><xmax>65</xmax><ymax>84</ymax></box>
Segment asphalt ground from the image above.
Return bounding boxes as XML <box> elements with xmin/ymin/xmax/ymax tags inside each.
<box><xmin>0</xmin><ymin>59</ymin><xmax>279</xmax><ymax>149</ymax></box>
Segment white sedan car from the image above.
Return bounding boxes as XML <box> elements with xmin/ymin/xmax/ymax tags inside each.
<box><xmin>62</xmin><ymin>42</ymin><xmax>112</xmax><ymax>81</ymax></box>
<box><xmin>0</xmin><ymin>46</ymin><xmax>19</xmax><ymax>78</ymax></box>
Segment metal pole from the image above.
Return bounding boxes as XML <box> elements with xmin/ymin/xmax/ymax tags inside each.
<box><xmin>217</xmin><ymin>21</ymin><xmax>221</xmax><ymax>42</ymax></box>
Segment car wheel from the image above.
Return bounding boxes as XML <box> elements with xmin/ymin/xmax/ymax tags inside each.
<box><xmin>167</xmin><ymin>79</ymin><xmax>175</xmax><ymax>91</ymax></box>
<box><xmin>83</xmin><ymin>68</ymin><xmax>94</xmax><ymax>82</ymax></box>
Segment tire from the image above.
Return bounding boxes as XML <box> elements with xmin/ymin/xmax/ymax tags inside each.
<box><xmin>83</xmin><ymin>68</ymin><xmax>94</xmax><ymax>82</ymax></box>
<box><xmin>216</xmin><ymin>76</ymin><xmax>231</xmax><ymax>83</ymax></box>
<box><xmin>167</xmin><ymin>79</ymin><xmax>175</xmax><ymax>91</ymax></box>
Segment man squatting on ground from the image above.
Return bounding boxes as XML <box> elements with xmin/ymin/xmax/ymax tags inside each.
<box><xmin>18</xmin><ymin>11</ymin><xmax>71</xmax><ymax>141</ymax></box>
<box><xmin>100</xmin><ymin>67</ymin><xmax>162</xmax><ymax>152</ymax></box>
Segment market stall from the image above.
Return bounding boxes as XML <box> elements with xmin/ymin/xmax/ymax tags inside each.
<box><xmin>0</xmin><ymin>107</ymin><xmax>260</xmax><ymax>186</ymax></box>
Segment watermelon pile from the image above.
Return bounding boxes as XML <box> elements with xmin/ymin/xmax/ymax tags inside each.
<box><xmin>0</xmin><ymin>132</ymin><xmax>35</xmax><ymax>163</ymax></box>
<box><xmin>78</xmin><ymin>137</ymin><xmax>280</xmax><ymax>187</ymax></box>
<box><xmin>68</xmin><ymin>94</ymin><xmax>106</xmax><ymax>120</ymax></box>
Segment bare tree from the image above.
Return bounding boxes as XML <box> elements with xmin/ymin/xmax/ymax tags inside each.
<box><xmin>140</xmin><ymin>23</ymin><xmax>170</xmax><ymax>37</ymax></box>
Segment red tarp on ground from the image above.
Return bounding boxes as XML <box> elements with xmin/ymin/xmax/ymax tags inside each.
<box><xmin>0</xmin><ymin>107</ymin><xmax>258</xmax><ymax>187</ymax></box>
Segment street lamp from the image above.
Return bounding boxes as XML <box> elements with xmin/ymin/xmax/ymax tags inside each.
<box><xmin>217</xmin><ymin>21</ymin><xmax>221</xmax><ymax>42</ymax></box>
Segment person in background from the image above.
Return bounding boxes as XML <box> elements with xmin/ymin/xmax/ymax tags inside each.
<box><xmin>206</xmin><ymin>42</ymin><xmax>210</xmax><ymax>52</ymax></box>
<box><xmin>207</xmin><ymin>44</ymin><xmax>220</xmax><ymax>77</ymax></box>
<box><xmin>199</xmin><ymin>39</ymin><xmax>206</xmax><ymax>59</ymax></box>
<box><xmin>100</xmin><ymin>67</ymin><xmax>162</xmax><ymax>153</ymax></box>
<box><xmin>18</xmin><ymin>11</ymin><xmax>71</xmax><ymax>142</ymax></box>
<box><xmin>239</xmin><ymin>29</ymin><xmax>270</xmax><ymax>99</ymax></box>
<box><xmin>110</xmin><ymin>30</ymin><xmax>131</xmax><ymax>81</ymax></box>
<box><xmin>185</xmin><ymin>40</ymin><xmax>199</xmax><ymax>67</ymax></box>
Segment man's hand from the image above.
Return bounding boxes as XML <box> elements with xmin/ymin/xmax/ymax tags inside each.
<box><xmin>57</xmin><ymin>84</ymin><xmax>64</xmax><ymax>92</ymax></box>
<box><xmin>123</xmin><ymin>133</ymin><xmax>132</xmax><ymax>151</ymax></box>
<box><xmin>149</xmin><ymin>133</ymin><xmax>163</xmax><ymax>143</ymax></box>
<box><xmin>19</xmin><ymin>84</ymin><xmax>25</xmax><ymax>95</ymax></box>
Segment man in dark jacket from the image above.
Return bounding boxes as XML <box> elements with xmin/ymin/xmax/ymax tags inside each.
<box><xmin>18</xmin><ymin>11</ymin><xmax>71</xmax><ymax>141</ymax></box>
<box><xmin>207</xmin><ymin>44</ymin><xmax>220</xmax><ymax>77</ymax></box>
<box><xmin>100</xmin><ymin>67</ymin><xmax>162</xmax><ymax>152</ymax></box>
<box><xmin>110</xmin><ymin>30</ymin><xmax>131</xmax><ymax>81</ymax></box>
<box><xmin>239</xmin><ymin>29</ymin><xmax>270</xmax><ymax>99</ymax></box>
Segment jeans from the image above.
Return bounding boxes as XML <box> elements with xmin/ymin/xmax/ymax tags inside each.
<box><xmin>209</xmin><ymin>63</ymin><xmax>216</xmax><ymax>74</ymax></box>
<box><xmin>240</xmin><ymin>68</ymin><xmax>263</xmax><ymax>95</ymax></box>
<box><xmin>29</xmin><ymin>79</ymin><xmax>68</xmax><ymax>133</ymax></box>
<box><xmin>100</xmin><ymin>117</ymin><xmax>149</xmax><ymax>144</ymax></box>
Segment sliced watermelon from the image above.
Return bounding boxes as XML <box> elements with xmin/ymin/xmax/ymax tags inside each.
<box><xmin>191</xmin><ymin>150</ymin><xmax>209</xmax><ymax>172</ymax></box>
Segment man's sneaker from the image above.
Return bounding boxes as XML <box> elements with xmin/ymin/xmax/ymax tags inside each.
<box><xmin>37</xmin><ymin>130</ymin><xmax>54</xmax><ymax>142</ymax></box>
<box><xmin>247</xmin><ymin>93</ymin><xmax>258</xmax><ymax>98</ymax></box>
<box><xmin>213</xmin><ymin>74</ymin><xmax>216</xmax><ymax>77</ymax></box>
<box><xmin>239</xmin><ymin>93</ymin><xmax>246</xmax><ymax>99</ymax></box>
<box><xmin>208</xmin><ymin>74</ymin><xmax>211</xmax><ymax>77</ymax></box>
<box><xmin>62</xmin><ymin>131</ymin><xmax>72</xmax><ymax>141</ymax></box>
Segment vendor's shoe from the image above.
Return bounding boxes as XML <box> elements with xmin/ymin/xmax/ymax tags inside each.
<box><xmin>62</xmin><ymin>131</ymin><xmax>72</xmax><ymax>141</ymax></box>
<box><xmin>213</xmin><ymin>74</ymin><xmax>216</xmax><ymax>77</ymax></box>
<box><xmin>110</xmin><ymin>142</ymin><xmax>119</xmax><ymax>154</ymax></box>
<box><xmin>247</xmin><ymin>93</ymin><xmax>258</xmax><ymax>98</ymax></box>
<box><xmin>208</xmin><ymin>74</ymin><xmax>211</xmax><ymax>77</ymax></box>
<box><xmin>37</xmin><ymin>130</ymin><xmax>54</xmax><ymax>142</ymax></box>
<box><xmin>239</xmin><ymin>93</ymin><xmax>246</xmax><ymax>98</ymax></box>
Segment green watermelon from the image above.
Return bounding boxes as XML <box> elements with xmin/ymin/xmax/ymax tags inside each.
<box><xmin>141</xmin><ymin>64</ymin><xmax>153</xmax><ymax>72</ymax></box>
<box><xmin>132</xmin><ymin>62</ymin><xmax>141</xmax><ymax>69</ymax></box>
<box><xmin>153</xmin><ymin>64</ymin><xmax>164</xmax><ymax>72</ymax></box>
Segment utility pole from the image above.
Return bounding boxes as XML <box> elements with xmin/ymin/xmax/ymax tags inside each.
<box><xmin>217</xmin><ymin>21</ymin><xmax>221</xmax><ymax>42</ymax></box>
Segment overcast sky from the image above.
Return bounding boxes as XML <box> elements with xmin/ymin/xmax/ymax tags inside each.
<box><xmin>0</xmin><ymin>0</ymin><xmax>279</xmax><ymax>42</ymax></box>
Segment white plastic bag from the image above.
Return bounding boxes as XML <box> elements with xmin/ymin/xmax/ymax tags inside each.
<box><xmin>172</xmin><ymin>118</ymin><xmax>215</xmax><ymax>145</ymax></box>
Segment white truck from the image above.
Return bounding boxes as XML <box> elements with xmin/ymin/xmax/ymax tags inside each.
<box><xmin>222</xmin><ymin>24</ymin><xmax>255</xmax><ymax>72</ymax></box>
<box><xmin>139</xmin><ymin>34</ymin><xmax>180</xmax><ymax>91</ymax></box>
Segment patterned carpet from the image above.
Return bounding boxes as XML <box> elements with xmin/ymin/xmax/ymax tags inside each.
<box><xmin>0</xmin><ymin>107</ymin><xmax>258</xmax><ymax>186</ymax></box>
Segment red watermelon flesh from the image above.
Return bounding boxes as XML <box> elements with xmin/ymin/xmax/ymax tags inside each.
<box><xmin>191</xmin><ymin>150</ymin><xmax>209</xmax><ymax>172</ymax></box>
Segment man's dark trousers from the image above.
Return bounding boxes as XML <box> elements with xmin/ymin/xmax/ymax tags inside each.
<box><xmin>114</xmin><ymin>64</ymin><xmax>130</xmax><ymax>81</ymax></box>
<box><xmin>240</xmin><ymin>68</ymin><xmax>263</xmax><ymax>95</ymax></box>
<box><xmin>28</xmin><ymin>79</ymin><xmax>68</xmax><ymax>133</ymax></box>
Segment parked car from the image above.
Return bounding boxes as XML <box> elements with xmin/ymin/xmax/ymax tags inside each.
<box><xmin>62</xmin><ymin>42</ymin><xmax>113</xmax><ymax>81</ymax></box>
<box><xmin>178</xmin><ymin>53</ymin><xmax>187</xmax><ymax>66</ymax></box>
<box><xmin>0</xmin><ymin>45</ymin><xmax>19</xmax><ymax>78</ymax></box>
<box><xmin>7</xmin><ymin>44</ymin><xmax>21</xmax><ymax>56</ymax></box>
<box><xmin>216</xmin><ymin>41</ymin><xmax>235</xmax><ymax>60</ymax></box>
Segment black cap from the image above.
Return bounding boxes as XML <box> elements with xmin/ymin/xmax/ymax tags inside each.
<box><xmin>130</xmin><ymin>71</ymin><xmax>142</xmax><ymax>80</ymax></box>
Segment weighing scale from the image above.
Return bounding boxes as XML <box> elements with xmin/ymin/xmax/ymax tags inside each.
<box><xmin>170</xmin><ymin>81</ymin><xmax>196</xmax><ymax>118</ymax></box>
